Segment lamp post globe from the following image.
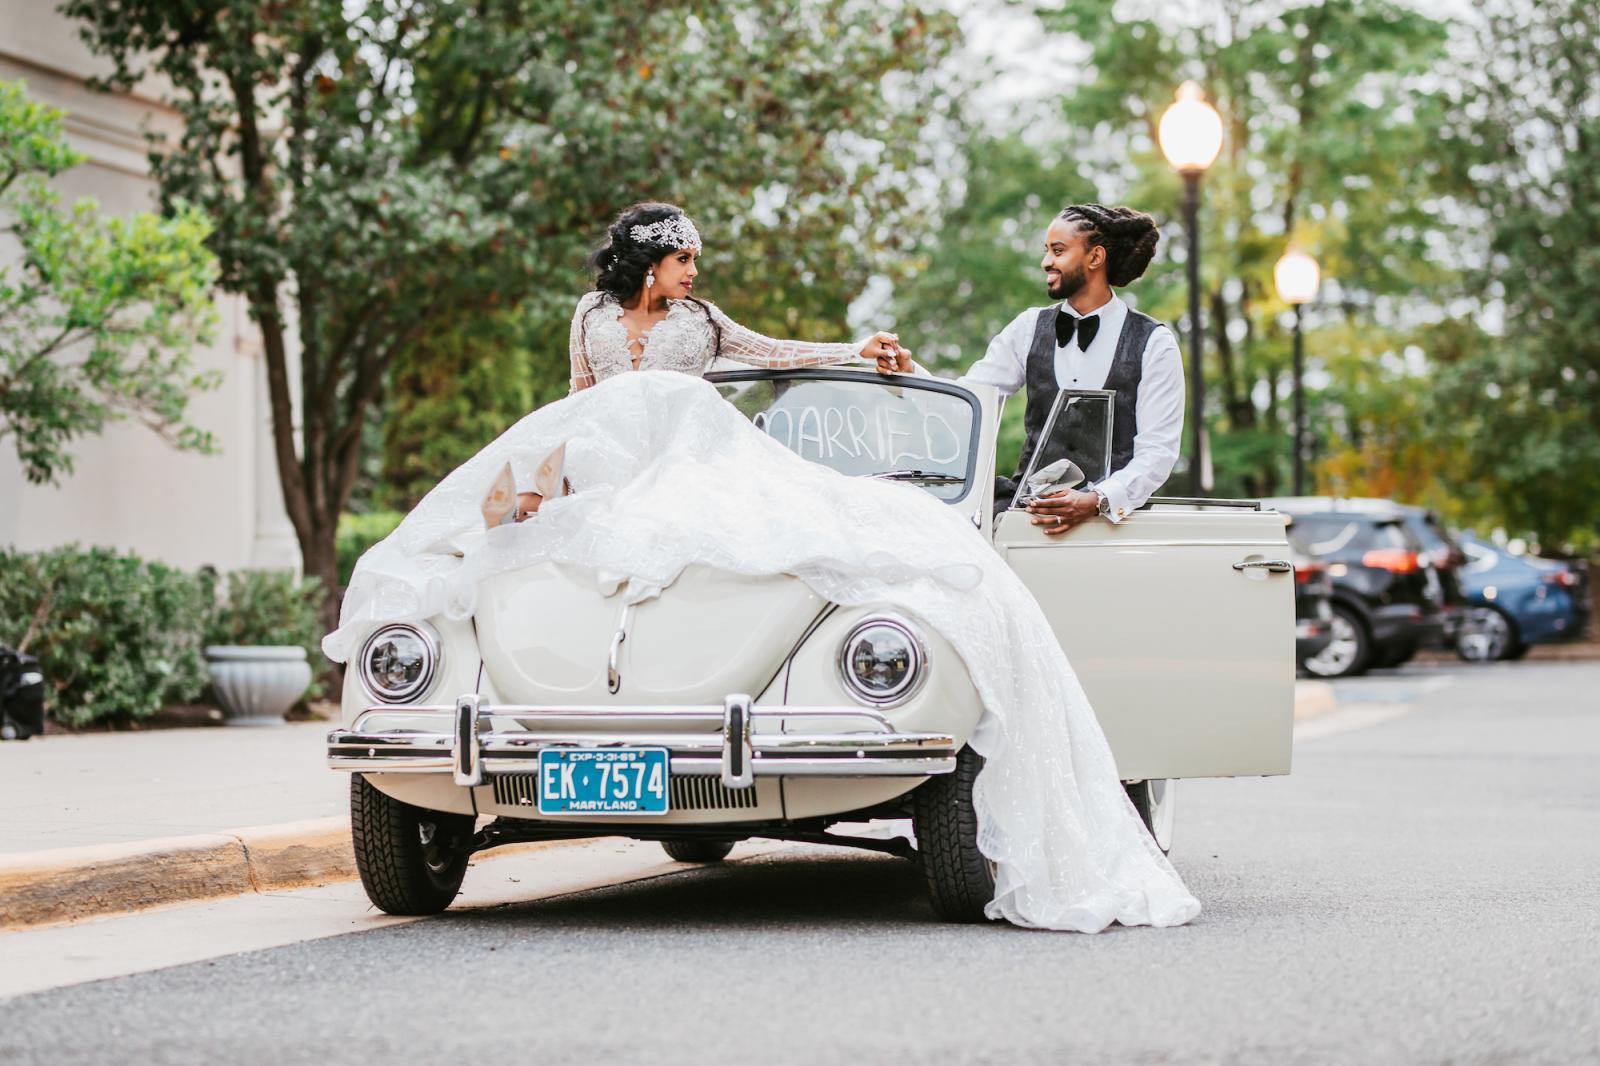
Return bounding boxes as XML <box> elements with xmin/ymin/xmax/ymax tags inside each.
<box><xmin>1158</xmin><ymin>81</ymin><xmax>1225</xmax><ymax>174</ymax></box>
<box><xmin>1274</xmin><ymin>248</ymin><xmax>1321</xmax><ymax>496</ymax></box>
<box><xmin>1274</xmin><ymin>248</ymin><xmax>1321</xmax><ymax>306</ymax></box>
<box><xmin>1158</xmin><ymin>81</ymin><xmax>1223</xmax><ymax>496</ymax></box>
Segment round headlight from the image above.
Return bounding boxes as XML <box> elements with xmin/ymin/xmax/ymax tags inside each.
<box><xmin>838</xmin><ymin>617</ymin><xmax>927</xmax><ymax>706</ymax></box>
<box><xmin>359</xmin><ymin>624</ymin><xmax>439</xmax><ymax>703</ymax></box>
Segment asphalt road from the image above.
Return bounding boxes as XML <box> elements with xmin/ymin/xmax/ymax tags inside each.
<box><xmin>3</xmin><ymin>661</ymin><xmax>1597</xmax><ymax>1065</ymax></box>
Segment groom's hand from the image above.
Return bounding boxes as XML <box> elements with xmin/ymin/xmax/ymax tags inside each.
<box><xmin>1024</xmin><ymin>489</ymin><xmax>1099</xmax><ymax>536</ymax></box>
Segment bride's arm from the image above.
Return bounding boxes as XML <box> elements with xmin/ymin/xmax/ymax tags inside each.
<box><xmin>569</xmin><ymin>296</ymin><xmax>598</xmax><ymax>392</ymax></box>
<box><xmin>704</xmin><ymin>301</ymin><xmax>909</xmax><ymax>372</ymax></box>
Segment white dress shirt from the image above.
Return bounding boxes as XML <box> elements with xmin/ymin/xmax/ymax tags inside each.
<box><xmin>958</xmin><ymin>293</ymin><xmax>1185</xmax><ymax>522</ymax></box>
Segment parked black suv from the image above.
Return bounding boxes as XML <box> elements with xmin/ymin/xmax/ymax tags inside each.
<box><xmin>1287</xmin><ymin>531</ymin><xmax>1335</xmax><ymax>671</ymax></box>
<box><xmin>1268</xmin><ymin>498</ymin><xmax>1444</xmax><ymax>678</ymax></box>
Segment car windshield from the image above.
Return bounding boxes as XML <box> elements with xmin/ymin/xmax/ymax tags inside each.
<box><xmin>710</xmin><ymin>370</ymin><xmax>980</xmax><ymax>503</ymax></box>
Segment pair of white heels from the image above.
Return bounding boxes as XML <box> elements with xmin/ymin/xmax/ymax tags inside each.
<box><xmin>480</xmin><ymin>443</ymin><xmax>569</xmax><ymax>529</ymax></box>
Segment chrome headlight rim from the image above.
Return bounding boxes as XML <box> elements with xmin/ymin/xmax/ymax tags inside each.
<box><xmin>836</xmin><ymin>614</ymin><xmax>929</xmax><ymax>708</ymax></box>
<box><xmin>358</xmin><ymin>622</ymin><xmax>441</xmax><ymax>705</ymax></box>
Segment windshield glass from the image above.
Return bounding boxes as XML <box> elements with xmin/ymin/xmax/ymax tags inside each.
<box><xmin>711</xmin><ymin>371</ymin><xmax>979</xmax><ymax>503</ymax></box>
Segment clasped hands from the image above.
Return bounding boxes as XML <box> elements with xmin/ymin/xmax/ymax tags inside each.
<box><xmin>1025</xmin><ymin>489</ymin><xmax>1101</xmax><ymax>537</ymax></box>
<box><xmin>859</xmin><ymin>331</ymin><xmax>913</xmax><ymax>375</ymax></box>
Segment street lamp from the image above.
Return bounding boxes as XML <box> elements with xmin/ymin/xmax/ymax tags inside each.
<box><xmin>1158</xmin><ymin>82</ymin><xmax>1224</xmax><ymax>496</ymax></box>
<box><xmin>1274</xmin><ymin>248</ymin><xmax>1321</xmax><ymax>496</ymax></box>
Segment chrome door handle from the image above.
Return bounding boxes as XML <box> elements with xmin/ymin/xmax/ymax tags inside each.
<box><xmin>607</xmin><ymin>629</ymin><xmax>626</xmax><ymax>693</ymax></box>
<box><xmin>1232</xmin><ymin>559</ymin><xmax>1293</xmax><ymax>573</ymax></box>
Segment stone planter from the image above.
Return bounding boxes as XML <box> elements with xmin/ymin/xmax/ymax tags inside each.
<box><xmin>204</xmin><ymin>646</ymin><xmax>312</xmax><ymax>727</ymax></box>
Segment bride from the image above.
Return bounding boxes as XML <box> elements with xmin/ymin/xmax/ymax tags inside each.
<box><xmin>569</xmin><ymin>202</ymin><xmax>912</xmax><ymax>392</ymax></box>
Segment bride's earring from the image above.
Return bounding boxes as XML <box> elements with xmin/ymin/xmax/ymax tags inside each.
<box><xmin>646</xmin><ymin>270</ymin><xmax>655</xmax><ymax>288</ymax></box>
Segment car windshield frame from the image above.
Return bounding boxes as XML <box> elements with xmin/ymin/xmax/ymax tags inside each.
<box><xmin>705</xmin><ymin>368</ymin><xmax>984</xmax><ymax>506</ymax></box>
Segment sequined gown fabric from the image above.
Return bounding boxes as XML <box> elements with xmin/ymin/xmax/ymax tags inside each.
<box><xmin>568</xmin><ymin>291</ymin><xmax>864</xmax><ymax>390</ymax></box>
<box><xmin>326</xmin><ymin>372</ymin><xmax>1201</xmax><ymax>933</ymax></box>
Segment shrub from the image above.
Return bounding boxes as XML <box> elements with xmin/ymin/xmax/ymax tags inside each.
<box><xmin>0</xmin><ymin>546</ymin><xmax>211</xmax><ymax>727</ymax></box>
<box><xmin>205</xmin><ymin>569</ymin><xmax>327</xmax><ymax>698</ymax></box>
<box><xmin>337</xmin><ymin>510</ymin><xmax>404</xmax><ymax>586</ymax></box>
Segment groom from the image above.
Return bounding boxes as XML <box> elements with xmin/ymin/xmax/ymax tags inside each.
<box><xmin>959</xmin><ymin>203</ymin><xmax>1185</xmax><ymax>534</ymax></box>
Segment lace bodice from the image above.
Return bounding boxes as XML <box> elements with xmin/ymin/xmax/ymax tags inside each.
<box><xmin>568</xmin><ymin>291</ymin><xmax>864</xmax><ymax>391</ymax></box>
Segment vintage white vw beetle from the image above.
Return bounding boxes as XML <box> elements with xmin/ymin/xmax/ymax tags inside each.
<box><xmin>328</xmin><ymin>367</ymin><xmax>1295</xmax><ymax>920</ymax></box>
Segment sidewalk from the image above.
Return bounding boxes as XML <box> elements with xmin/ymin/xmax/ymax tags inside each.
<box><xmin>0</xmin><ymin>723</ymin><xmax>357</xmax><ymax>929</ymax></box>
<box><xmin>0</xmin><ymin>723</ymin><xmax>342</xmax><ymax>854</ymax></box>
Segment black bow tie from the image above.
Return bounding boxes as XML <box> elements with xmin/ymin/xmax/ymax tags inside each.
<box><xmin>1055</xmin><ymin>312</ymin><xmax>1101</xmax><ymax>351</ymax></box>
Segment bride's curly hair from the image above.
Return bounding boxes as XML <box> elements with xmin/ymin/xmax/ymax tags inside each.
<box><xmin>583</xmin><ymin>202</ymin><xmax>720</xmax><ymax>357</ymax></box>
<box><xmin>1059</xmin><ymin>203</ymin><xmax>1161</xmax><ymax>287</ymax></box>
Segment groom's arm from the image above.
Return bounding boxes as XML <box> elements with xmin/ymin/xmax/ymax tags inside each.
<box><xmin>1094</xmin><ymin>327</ymin><xmax>1185</xmax><ymax>522</ymax></box>
<box><xmin>955</xmin><ymin>309</ymin><xmax>1033</xmax><ymax>401</ymax></box>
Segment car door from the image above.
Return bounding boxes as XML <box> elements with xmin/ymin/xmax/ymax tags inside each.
<box><xmin>992</xmin><ymin>393</ymin><xmax>1295</xmax><ymax>780</ymax></box>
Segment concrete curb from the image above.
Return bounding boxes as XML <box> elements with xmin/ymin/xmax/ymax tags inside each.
<box><xmin>0</xmin><ymin>820</ymin><xmax>594</xmax><ymax>932</ymax></box>
<box><xmin>0</xmin><ymin>817</ymin><xmax>354</xmax><ymax>930</ymax></box>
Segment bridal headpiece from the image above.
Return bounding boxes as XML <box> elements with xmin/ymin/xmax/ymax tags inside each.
<box><xmin>629</xmin><ymin>214</ymin><xmax>702</xmax><ymax>252</ymax></box>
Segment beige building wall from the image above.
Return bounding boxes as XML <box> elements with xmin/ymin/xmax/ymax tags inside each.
<box><xmin>0</xmin><ymin>0</ymin><xmax>301</xmax><ymax>573</ymax></box>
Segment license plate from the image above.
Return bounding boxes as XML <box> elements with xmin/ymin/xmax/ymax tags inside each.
<box><xmin>537</xmin><ymin>748</ymin><xmax>670</xmax><ymax>815</ymax></box>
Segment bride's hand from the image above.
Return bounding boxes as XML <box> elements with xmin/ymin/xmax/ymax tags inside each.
<box><xmin>859</xmin><ymin>331</ymin><xmax>913</xmax><ymax>375</ymax></box>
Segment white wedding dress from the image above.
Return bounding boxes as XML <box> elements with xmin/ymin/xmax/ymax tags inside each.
<box><xmin>327</xmin><ymin>371</ymin><xmax>1200</xmax><ymax>933</ymax></box>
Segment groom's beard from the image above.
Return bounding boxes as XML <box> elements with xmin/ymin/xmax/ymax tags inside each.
<box><xmin>1047</xmin><ymin>265</ymin><xmax>1087</xmax><ymax>301</ymax></box>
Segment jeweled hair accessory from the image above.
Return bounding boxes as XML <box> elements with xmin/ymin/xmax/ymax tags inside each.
<box><xmin>628</xmin><ymin>215</ymin><xmax>702</xmax><ymax>251</ymax></box>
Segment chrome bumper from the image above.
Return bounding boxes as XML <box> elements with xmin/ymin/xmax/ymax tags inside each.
<box><xmin>327</xmin><ymin>694</ymin><xmax>957</xmax><ymax>790</ymax></box>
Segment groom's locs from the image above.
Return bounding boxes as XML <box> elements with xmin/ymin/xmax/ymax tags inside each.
<box><xmin>959</xmin><ymin>203</ymin><xmax>1186</xmax><ymax>534</ymax></box>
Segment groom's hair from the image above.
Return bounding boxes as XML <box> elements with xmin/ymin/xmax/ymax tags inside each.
<box><xmin>1058</xmin><ymin>204</ymin><xmax>1160</xmax><ymax>287</ymax></box>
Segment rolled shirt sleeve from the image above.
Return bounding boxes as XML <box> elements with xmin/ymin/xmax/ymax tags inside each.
<box><xmin>1095</xmin><ymin>325</ymin><xmax>1185</xmax><ymax>522</ymax></box>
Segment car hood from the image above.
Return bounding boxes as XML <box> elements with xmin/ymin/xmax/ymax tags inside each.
<box><xmin>475</xmin><ymin>562</ymin><xmax>827</xmax><ymax>705</ymax></box>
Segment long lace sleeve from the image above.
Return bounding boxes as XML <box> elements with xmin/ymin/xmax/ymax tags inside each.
<box><xmin>569</xmin><ymin>294</ymin><xmax>599</xmax><ymax>392</ymax></box>
<box><xmin>705</xmin><ymin>302</ymin><xmax>866</xmax><ymax>369</ymax></box>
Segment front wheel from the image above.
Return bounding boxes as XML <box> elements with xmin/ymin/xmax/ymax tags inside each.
<box><xmin>913</xmin><ymin>746</ymin><xmax>995</xmax><ymax>923</ymax></box>
<box><xmin>350</xmin><ymin>775</ymin><xmax>476</xmax><ymax>916</ymax></box>
<box><xmin>1124</xmin><ymin>779</ymin><xmax>1176</xmax><ymax>853</ymax></box>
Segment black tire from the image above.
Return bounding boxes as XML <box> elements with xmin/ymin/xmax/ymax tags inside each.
<box><xmin>350</xmin><ymin>774</ymin><xmax>475</xmax><ymax>916</ymax></box>
<box><xmin>1372</xmin><ymin>639</ymin><xmax>1417</xmax><ymax>670</ymax></box>
<box><xmin>1502</xmin><ymin>640</ymin><xmax>1530</xmax><ymax>661</ymax></box>
<box><xmin>1124</xmin><ymin>779</ymin><xmax>1175</xmax><ymax>854</ymax></box>
<box><xmin>660</xmin><ymin>839</ymin><xmax>736</xmax><ymax>863</ymax></box>
<box><xmin>912</xmin><ymin>746</ymin><xmax>994</xmax><ymax>923</ymax></box>
<box><xmin>1303</xmin><ymin>603</ymin><xmax>1372</xmax><ymax>678</ymax></box>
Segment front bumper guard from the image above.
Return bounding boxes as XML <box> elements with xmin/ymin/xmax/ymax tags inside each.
<box><xmin>327</xmin><ymin>693</ymin><xmax>957</xmax><ymax>790</ymax></box>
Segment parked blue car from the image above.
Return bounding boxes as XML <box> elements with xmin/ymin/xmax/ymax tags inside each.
<box><xmin>1454</xmin><ymin>532</ymin><xmax>1590</xmax><ymax>661</ymax></box>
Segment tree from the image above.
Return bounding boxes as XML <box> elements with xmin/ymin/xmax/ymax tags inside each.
<box><xmin>1432</xmin><ymin>0</ymin><xmax>1600</xmax><ymax>553</ymax></box>
<box><xmin>67</xmin><ymin>0</ymin><xmax>961</xmax><ymax>632</ymax></box>
<box><xmin>0</xmin><ymin>79</ymin><xmax>218</xmax><ymax>483</ymax></box>
<box><xmin>1024</xmin><ymin>0</ymin><xmax>1458</xmax><ymax>499</ymax></box>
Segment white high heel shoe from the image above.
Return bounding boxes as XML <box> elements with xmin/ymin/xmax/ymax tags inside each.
<box><xmin>480</xmin><ymin>443</ymin><xmax>569</xmax><ymax>530</ymax></box>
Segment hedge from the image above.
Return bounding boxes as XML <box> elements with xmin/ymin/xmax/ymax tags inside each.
<box><xmin>0</xmin><ymin>546</ymin><xmax>325</xmax><ymax>728</ymax></box>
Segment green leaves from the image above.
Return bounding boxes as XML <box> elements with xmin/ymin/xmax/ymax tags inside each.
<box><xmin>0</xmin><ymin>79</ymin><xmax>220</xmax><ymax>484</ymax></box>
<box><xmin>64</xmin><ymin>0</ymin><xmax>963</xmax><ymax>604</ymax></box>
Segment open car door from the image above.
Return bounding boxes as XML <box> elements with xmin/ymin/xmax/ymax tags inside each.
<box><xmin>993</xmin><ymin>391</ymin><xmax>1295</xmax><ymax>780</ymax></box>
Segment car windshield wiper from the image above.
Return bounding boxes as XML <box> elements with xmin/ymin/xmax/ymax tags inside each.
<box><xmin>867</xmin><ymin>469</ymin><xmax>965</xmax><ymax>484</ymax></box>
